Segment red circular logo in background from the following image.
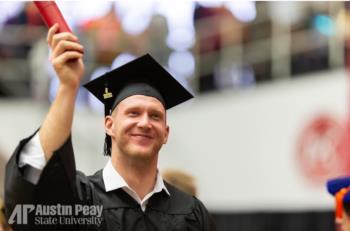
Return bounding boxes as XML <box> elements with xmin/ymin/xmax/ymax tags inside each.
<box><xmin>296</xmin><ymin>115</ymin><xmax>350</xmax><ymax>185</ymax></box>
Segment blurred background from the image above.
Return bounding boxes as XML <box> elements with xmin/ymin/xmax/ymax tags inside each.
<box><xmin>1</xmin><ymin>1</ymin><xmax>350</xmax><ymax>230</ymax></box>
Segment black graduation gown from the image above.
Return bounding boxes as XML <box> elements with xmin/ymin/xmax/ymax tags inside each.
<box><xmin>4</xmin><ymin>131</ymin><xmax>215</xmax><ymax>231</ymax></box>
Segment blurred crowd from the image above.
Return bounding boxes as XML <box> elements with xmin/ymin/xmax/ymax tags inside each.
<box><xmin>0</xmin><ymin>1</ymin><xmax>348</xmax><ymax>105</ymax></box>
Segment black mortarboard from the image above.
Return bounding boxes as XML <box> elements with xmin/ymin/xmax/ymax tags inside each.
<box><xmin>83</xmin><ymin>54</ymin><xmax>194</xmax><ymax>156</ymax></box>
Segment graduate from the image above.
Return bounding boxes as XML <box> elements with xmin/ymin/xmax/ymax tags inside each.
<box><xmin>327</xmin><ymin>177</ymin><xmax>350</xmax><ymax>231</ymax></box>
<box><xmin>5</xmin><ymin>24</ymin><xmax>214</xmax><ymax>230</ymax></box>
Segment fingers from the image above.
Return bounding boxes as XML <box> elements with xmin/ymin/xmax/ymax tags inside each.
<box><xmin>47</xmin><ymin>24</ymin><xmax>59</xmax><ymax>46</ymax></box>
<box><xmin>51</xmin><ymin>32</ymin><xmax>79</xmax><ymax>51</ymax></box>
<box><xmin>47</xmin><ymin>24</ymin><xmax>79</xmax><ymax>50</ymax></box>
<box><xmin>52</xmin><ymin>51</ymin><xmax>83</xmax><ymax>67</ymax></box>
<box><xmin>47</xmin><ymin>24</ymin><xmax>84</xmax><ymax>63</ymax></box>
<box><xmin>51</xmin><ymin>40</ymin><xmax>84</xmax><ymax>60</ymax></box>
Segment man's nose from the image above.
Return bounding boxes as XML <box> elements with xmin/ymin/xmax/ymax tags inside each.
<box><xmin>137</xmin><ymin>114</ymin><xmax>152</xmax><ymax>129</ymax></box>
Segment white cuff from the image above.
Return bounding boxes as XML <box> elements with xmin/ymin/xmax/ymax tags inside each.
<box><xmin>19</xmin><ymin>132</ymin><xmax>46</xmax><ymax>170</ymax></box>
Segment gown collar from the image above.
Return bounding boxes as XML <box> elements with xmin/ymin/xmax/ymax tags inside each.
<box><xmin>102</xmin><ymin>160</ymin><xmax>170</xmax><ymax>211</ymax></box>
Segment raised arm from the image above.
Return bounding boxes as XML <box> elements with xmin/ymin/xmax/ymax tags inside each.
<box><xmin>39</xmin><ymin>24</ymin><xmax>84</xmax><ymax>161</ymax></box>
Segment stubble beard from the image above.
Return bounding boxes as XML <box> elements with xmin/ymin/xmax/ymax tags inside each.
<box><xmin>116</xmin><ymin>137</ymin><xmax>163</xmax><ymax>162</ymax></box>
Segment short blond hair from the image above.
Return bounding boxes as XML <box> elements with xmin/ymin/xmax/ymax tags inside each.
<box><xmin>162</xmin><ymin>169</ymin><xmax>197</xmax><ymax>196</ymax></box>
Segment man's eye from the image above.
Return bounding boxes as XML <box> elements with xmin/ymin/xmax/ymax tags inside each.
<box><xmin>129</xmin><ymin>111</ymin><xmax>139</xmax><ymax>116</ymax></box>
<box><xmin>151</xmin><ymin>114</ymin><xmax>161</xmax><ymax>120</ymax></box>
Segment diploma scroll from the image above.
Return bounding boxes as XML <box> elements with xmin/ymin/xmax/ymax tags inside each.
<box><xmin>33</xmin><ymin>1</ymin><xmax>71</xmax><ymax>33</ymax></box>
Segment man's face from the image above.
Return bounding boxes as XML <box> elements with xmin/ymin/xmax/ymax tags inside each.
<box><xmin>342</xmin><ymin>212</ymin><xmax>350</xmax><ymax>231</ymax></box>
<box><xmin>105</xmin><ymin>95</ymin><xmax>169</xmax><ymax>159</ymax></box>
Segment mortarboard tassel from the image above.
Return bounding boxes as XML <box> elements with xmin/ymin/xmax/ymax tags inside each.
<box><xmin>104</xmin><ymin>134</ymin><xmax>112</xmax><ymax>156</ymax></box>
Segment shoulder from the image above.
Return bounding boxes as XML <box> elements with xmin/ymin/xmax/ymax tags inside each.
<box><xmin>75</xmin><ymin>169</ymin><xmax>105</xmax><ymax>202</ymax></box>
<box><xmin>163</xmin><ymin>181</ymin><xmax>206</xmax><ymax>213</ymax></box>
<box><xmin>76</xmin><ymin>169</ymin><xmax>105</xmax><ymax>190</ymax></box>
<box><xmin>164</xmin><ymin>182</ymin><xmax>215</xmax><ymax>230</ymax></box>
<box><xmin>164</xmin><ymin>181</ymin><xmax>195</xmax><ymax>203</ymax></box>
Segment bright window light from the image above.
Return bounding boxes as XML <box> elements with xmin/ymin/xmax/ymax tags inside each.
<box><xmin>225</xmin><ymin>1</ymin><xmax>256</xmax><ymax>23</ymax></box>
<box><xmin>168</xmin><ymin>50</ymin><xmax>195</xmax><ymax>77</ymax></box>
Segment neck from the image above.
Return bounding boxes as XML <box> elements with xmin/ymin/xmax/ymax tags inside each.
<box><xmin>110</xmin><ymin>152</ymin><xmax>158</xmax><ymax>200</ymax></box>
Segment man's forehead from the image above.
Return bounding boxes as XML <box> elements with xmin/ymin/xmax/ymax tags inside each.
<box><xmin>114</xmin><ymin>95</ymin><xmax>166</xmax><ymax>111</ymax></box>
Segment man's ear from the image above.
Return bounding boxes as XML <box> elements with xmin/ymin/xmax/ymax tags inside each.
<box><xmin>163</xmin><ymin>125</ymin><xmax>170</xmax><ymax>144</ymax></box>
<box><xmin>105</xmin><ymin>115</ymin><xmax>115</xmax><ymax>137</ymax></box>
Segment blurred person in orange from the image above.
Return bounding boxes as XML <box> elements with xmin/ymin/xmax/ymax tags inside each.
<box><xmin>80</xmin><ymin>4</ymin><xmax>122</xmax><ymax>65</ymax></box>
<box><xmin>327</xmin><ymin>177</ymin><xmax>350</xmax><ymax>231</ymax></box>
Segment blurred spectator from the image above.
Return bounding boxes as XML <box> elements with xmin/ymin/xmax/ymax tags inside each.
<box><xmin>241</xmin><ymin>2</ymin><xmax>272</xmax><ymax>83</ymax></box>
<box><xmin>144</xmin><ymin>14</ymin><xmax>171</xmax><ymax>62</ymax></box>
<box><xmin>343</xmin><ymin>3</ymin><xmax>350</xmax><ymax>70</ymax></box>
<box><xmin>194</xmin><ymin>4</ymin><xmax>223</xmax><ymax>93</ymax></box>
<box><xmin>194</xmin><ymin>4</ymin><xmax>247</xmax><ymax>92</ymax></box>
<box><xmin>80</xmin><ymin>4</ymin><xmax>122</xmax><ymax>66</ymax></box>
<box><xmin>162</xmin><ymin>169</ymin><xmax>197</xmax><ymax>196</ymax></box>
<box><xmin>0</xmin><ymin>2</ymin><xmax>45</xmax><ymax>58</ymax></box>
<box><xmin>290</xmin><ymin>6</ymin><xmax>330</xmax><ymax>76</ymax></box>
<box><xmin>0</xmin><ymin>2</ymin><xmax>45</xmax><ymax>98</ymax></box>
<box><xmin>28</xmin><ymin>38</ymin><xmax>50</xmax><ymax>101</ymax></box>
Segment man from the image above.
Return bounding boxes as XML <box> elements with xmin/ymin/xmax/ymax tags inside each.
<box><xmin>327</xmin><ymin>177</ymin><xmax>350</xmax><ymax>231</ymax></box>
<box><xmin>5</xmin><ymin>24</ymin><xmax>214</xmax><ymax>230</ymax></box>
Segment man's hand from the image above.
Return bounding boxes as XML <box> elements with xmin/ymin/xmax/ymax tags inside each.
<box><xmin>47</xmin><ymin>24</ymin><xmax>85</xmax><ymax>90</ymax></box>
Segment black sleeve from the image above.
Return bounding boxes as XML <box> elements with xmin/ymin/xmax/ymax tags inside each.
<box><xmin>4</xmin><ymin>130</ymin><xmax>80</xmax><ymax>230</ymax></box>
<box><xmin>193</xmin><ymin>198</ymin><xmax>216</xmax><ymax>231</ymax></box>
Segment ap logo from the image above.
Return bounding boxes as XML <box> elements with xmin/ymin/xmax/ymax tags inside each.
<box><xmin>8</xmin><ymin>204</ymin><xmax>35</xmax><ymax>225</ymax></box>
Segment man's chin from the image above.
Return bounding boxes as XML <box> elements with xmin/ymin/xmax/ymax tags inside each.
<box><xmin>128</xmin><ymin>148</ymin><xmax>156</xmax><ymax>159</ymax></box>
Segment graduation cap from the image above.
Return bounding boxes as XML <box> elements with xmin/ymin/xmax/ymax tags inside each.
<box><xmin>326</xmin><ymin>177</ymin><xmax>350</xmax><ymax>222</ymax></box>
<box><xmin>83</xmin><ymin>54</ymin><xmax>194</xmax><ymax>156</ymax></box>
